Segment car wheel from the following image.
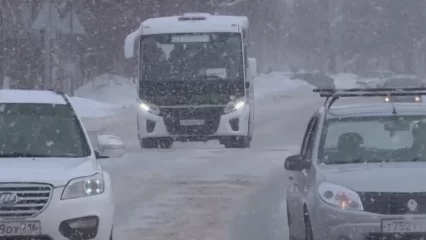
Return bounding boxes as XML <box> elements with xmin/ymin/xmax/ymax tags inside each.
<box><xmin>141</xmin><ymin>138</ymin><xmax>173</xmax><ymax>149</ymax></box>
<box><xmin>158</xmin><ymin>139</ymin><xmax>173</xmax><ymax>149</ymax></box>
<box><xmin>304</xmin><ymin>211</ymin><xmax>314</xmax><ymax>240</ymax></box>
<box><xmin>140</xmin><ymin>138</ymin><xmax>157</xmax><ymax>148</ymax></box>
<box><xmin>224</xmin><ymin>136</ymin><xmax>251</xmax><ymax>148</ymax></box>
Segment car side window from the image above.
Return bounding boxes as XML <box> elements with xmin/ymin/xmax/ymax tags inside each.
<box><xmin>300</xmin><ymin>116</ymin><xmax>316</xmax><ymax>156</ymax></box>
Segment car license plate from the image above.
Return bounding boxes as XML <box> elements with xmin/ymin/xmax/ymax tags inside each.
<box><xmin>0</xmin><ymin>221</ymin><xmax>41</xmax><ymax>236</ymax></box>
<box><xmin>180</xmin><ymin>119</ymin><xmax>205</xmax><ymax>126</ymax></box>
<box><xmin>381</xmin><ymin>218</ymin><xmax>426</xmax><ymax>233</ymax></box>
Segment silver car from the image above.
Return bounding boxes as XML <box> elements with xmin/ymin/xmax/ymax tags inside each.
<box><xmin>286</xmin><ymin>89</ymin><xmax>426</xmax><ymax>240</ymax></box>
<box><xmin>355</xmin><ymin>71</ymin><xmax>394</xmax><ymax>88</ymax></box>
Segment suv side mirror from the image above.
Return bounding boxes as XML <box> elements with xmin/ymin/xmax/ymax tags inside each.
<box><xmin>124</xmin><ymin>28</ymin><xmax>142</xmax><ymax>59</ymax></box>
<box><xmin>284</xmin><ymin>154</ymin><xmax>310</xmax><ymax>171</ymax></box>
<box><xmin>96</xmin><ymin>134</ymin><xmax>126</xmax><ymax>159</ymax></box>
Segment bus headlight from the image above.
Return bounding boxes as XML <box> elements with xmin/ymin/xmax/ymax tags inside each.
<box><xmin>139</xmin><ymin>101</ymin><xmax>160</xmax><ymax>115</ymax></box>
<box><xmin>224</xmin><ymin>98</ymin><xmax>245</xmax><ymax>114</ymax></box>
<box><xmin>415</xmin><ymin>96</ymin><xmax>422</xmax><ymax>102</ymax></box>
<box><xmin>384</xmin><ymin>96</ymin><xmax>390</xmax><ymax>102</ymax></box>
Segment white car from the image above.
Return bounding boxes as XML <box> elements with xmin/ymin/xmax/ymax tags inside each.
<box><xmin>0</xmin><ymin>89</ymin><xmax>125</xmax><ymax>240</ymax></box>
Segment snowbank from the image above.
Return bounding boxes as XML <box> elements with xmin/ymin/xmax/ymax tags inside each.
<box><xmin>255</xmin><ymin>72</ymin><xmax>315</xmax><ymax>101</ymax></box>
<box><xmin>76</xmin><ymin>72</ymin><xmax>313</xmax><ymax>107</ymax></box>
<box><xmin>75</xmin><ymin>74</ymin><xmax>136</xmax><ymax>108</ymax></box>
<box><xmin>331</xmin><ymin>73</ymin><xmax>359</xmax><ymax>88</ymax></box>
<box><xmin>70</xmin><ymin>97</ymin><xmax>124</xmax><ymax>118</ymax></box>
<box><xmin>73</xmin><ymin>72</ymin><xmax>314</xmax><ymax>122</ymax></box>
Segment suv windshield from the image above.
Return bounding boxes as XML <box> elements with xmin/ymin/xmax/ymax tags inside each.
<box><xmin>319</xmin><ymin>115</ymin><xmax>426</xmax><ymax>164</ymax></box>
<box><xmin>140</xmin><ymin>32</ymin><xmax>243</xmax><ymax>81</ymax></box>
<box><xmin>0</xmin><ymin>103</ymin><xmax>90</xmax><ymax>158</ymax></box>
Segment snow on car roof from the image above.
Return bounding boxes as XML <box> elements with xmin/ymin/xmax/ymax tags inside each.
<box><xmin>141</xmin><ymin>14</ymin><xmax>248</xmax><ymax>35</ymax></box>
<box><xmin>324</xmin><ymin>103</ymin><xmax>426</xmax><ymax>118</ymax></box>
<box><xmin>0</xmin><ymin>89</ymin><xmax>66</xmax><ymax>104</ymax></box>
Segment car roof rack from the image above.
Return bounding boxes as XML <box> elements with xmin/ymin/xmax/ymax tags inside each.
<box><xmin>313</xmin><ymin>87</ymin><xmax>426</xmax><ymax>109</ymax></box>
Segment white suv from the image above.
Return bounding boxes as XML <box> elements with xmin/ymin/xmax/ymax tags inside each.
<box><xmin>0</xmin><ymin>89</ymin><xmax>125</xmax><ymax>240</ymax></box>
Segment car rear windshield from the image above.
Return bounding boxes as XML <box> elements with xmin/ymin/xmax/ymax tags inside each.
<box><xmin>318</xmin><ymin>115</ymin><xmax>426</xmax><ymax>164</ymax></box>
<box><xmin>0</xmin><ymin>103</ymin><xmax>91</xmax><ymax>158</ymax></box>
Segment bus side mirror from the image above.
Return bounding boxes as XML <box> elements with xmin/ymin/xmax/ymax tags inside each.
<box><xmin>248</xmin><ymin>58</ymin><xmax>257</xmax><ymax>79</ymax></box>
<box><xmin>124</xmin><ymin>28</ymin><xmax>142</xmax><ymax>59</ymax></box>
<box><xmin>245</xmin><ymin>82</ymin><xmax>250</xmax><ymax>88</ymax></box>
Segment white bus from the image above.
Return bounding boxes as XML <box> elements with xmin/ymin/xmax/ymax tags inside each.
<box><xmin>124</xmin><ymin>13</ymin><xmax>257</xmax><ymax>149</ymax></box>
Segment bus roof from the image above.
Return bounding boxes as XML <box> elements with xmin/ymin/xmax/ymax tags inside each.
<box><xmin>140</xmin><ymin>13</ymin><xmax>249</xmax><ymax>35</ymax></box>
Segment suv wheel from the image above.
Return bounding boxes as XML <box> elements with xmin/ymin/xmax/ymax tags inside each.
<box><xmin>140</xmin><ymin>138</ymin><xmax>173</xmax><ymax>149</ymax></box>
<box><xmin>158</xmin><ymin>138</ymin><xmax>173</xmax><ymax>149</ymax></box>
<box><xmin>224</xmin><ymin>136</ymin><xmax>251</xmax><ymax>148</ymax></box>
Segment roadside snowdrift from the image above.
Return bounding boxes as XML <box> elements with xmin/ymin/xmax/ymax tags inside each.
<box><xmin>75</xmin><ymin>72</ymin><xmax>314</xmax><ymax>112</ymax></box>
<box><xmin>75</xmin><ymin>74</ymin><xmax>136</xmax><ymax>107</ymax></box>
<box><xmin>255</xmin><ymin>72</ymin><xmax>314</xmax><ymax>99</ymax></box>
<box><xmin>70</xmin><ymin>97</ymin><xmax>124</xmax><ymax>118</ymax></box>
<box><xmin>74</xmin><ymin>72</ymin><xmax>315</xmax><ymax>123</ymax></box>
<box><xmin>331</xmin><ymin>73</ymin><xmax>358</xmax><ymax>88</ymax></box>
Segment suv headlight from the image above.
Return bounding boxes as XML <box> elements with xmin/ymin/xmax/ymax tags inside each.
<box><xmin>224</xmin><ymin>98</ymin><xmax>245</xmax><ymax>114</ymax></box>
<box><xmin>139</xmin><ymin>100</ymin><xmax>160</xmax><ymax>115</ymax></box>
<box><xmin>61</xmin><ymin>173</ymin><xmax>105</xmax><ymax>200</ymax></box>
<box><xmin>318</xmin><ymin>182</ymin><xmax>363</xmax><ymax>211</ymax></box>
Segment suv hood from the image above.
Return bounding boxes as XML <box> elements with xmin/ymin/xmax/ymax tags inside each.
<box><xmin>319</xmin><ymin>162</ymin><xmax>426</xmax><ymax>192</ymax></box>
<box><xmin>0</xmin><ymin>158</ymin><xmax>97</xmax><ymax>187</ymax></box>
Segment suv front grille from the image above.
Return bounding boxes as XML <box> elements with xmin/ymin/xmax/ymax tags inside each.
<box><xmin>160</xmin><ymin>107</ymin><xmax>223</xmax><ymax>135</ymax></box>
<box><xmin>0</xmin><ymin>183</ymin><xmax>52</xmax><ymax>218</ymax></box>
<box><xmin>359</xmin><ymin>192</ymin><xmax>426</xmax><ymax>215</ymax></box>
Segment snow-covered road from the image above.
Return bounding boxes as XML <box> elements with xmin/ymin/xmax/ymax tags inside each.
<box><xmin>75</xmin><ymin>73</ymin><xmax>370</xmax><ymax>240</ymax></box>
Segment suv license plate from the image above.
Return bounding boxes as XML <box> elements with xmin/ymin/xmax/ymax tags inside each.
<box><xmin>381</xmin><ymin>218</ymin><xmax>426</xmax><ymax>233</ymax></box>
<box><xmin>0</xmin><ymin>221</ymin><xmax>41</xmax><ymax>236</ymax></box>
<box><xmin>180</xmin><ymin>119</ymin><xmax>205</xmax><ymax>126</ymax></box>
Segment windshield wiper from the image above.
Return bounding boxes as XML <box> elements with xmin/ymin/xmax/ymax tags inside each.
<box><xmin>325</xmin><ymin>158</ymin><xmax>389</xmax><ymax>165</ymax></box>
<box><xmin>200</xmin><ymin>75</ymin><xmax>223</xmax><ymax>80</ymax></box>
<box><xmin>324</xmin><ymin>159</ymin><xmax>363</xmax><ymax>165</ymax></box>
<box><xmin>0</xmin><ymin>152</ymin><xmax>53</xmax><ymax>158</ymax></box>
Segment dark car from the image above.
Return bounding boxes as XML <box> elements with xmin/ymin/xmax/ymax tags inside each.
<box><xmin>383</xmin><ymin>77</ymin><xmax>425</xmax><ymax>103</ymax></box>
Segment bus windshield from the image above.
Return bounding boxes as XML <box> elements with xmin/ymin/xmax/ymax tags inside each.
<box><xmin>139</xmin><ymin>32</ymin><xmax>243</xmax><ymax>81</ymax></box>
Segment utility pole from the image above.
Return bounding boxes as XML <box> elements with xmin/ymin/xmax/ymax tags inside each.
<box><xmin>0</xmin><ymin>1</ymin><xmax>5</xmax><ymax>87</ymax></box>
<box><xmin>44</xmin><ymin>0</ymin><xmax>52</xmax><ymax>89</ymax></box>
<box><xmin>69</xmin><ymin>0</ymin><xmax>75</xmax><ymax>95</ymax></box>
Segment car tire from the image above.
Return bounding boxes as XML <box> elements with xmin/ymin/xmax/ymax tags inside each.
<box><xmin>140</xmin><ymin>138</ymin><xmax>173</xmax><ymax>149</ymax></box>
<box><xmin>224</xmin><ymin>136</ymin><xmax>251</xmax><ymax>148</ymax></box>
<box><xmin>158</xmin><ymin>139</ymin><xmax>173</xmax><ymax>149</ymax></box>
<box><xmin>140</xmin><ymin>138</ymin><xmax>157</xmax><ymax>148</ymax></box>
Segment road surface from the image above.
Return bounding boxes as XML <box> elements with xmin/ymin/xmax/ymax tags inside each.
<box><xmin>82</xmin><ymin>86</ymin><xmax>377</xmax><ymax>240</ymax></box>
